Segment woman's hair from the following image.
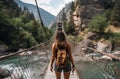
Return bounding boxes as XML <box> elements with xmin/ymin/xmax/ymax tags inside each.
<box><xmin>55</xmin><ymin>31</ymin><xmax>67</xmax><ymax>49</ymax></box>
<box><xmin>56</xmin><ymin>31</ymin><xmax>66</xmax><ymax>42</ymax></box>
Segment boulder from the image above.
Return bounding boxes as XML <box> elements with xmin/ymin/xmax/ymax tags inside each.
<box><xmin>85</xmin><ymin>32</ymin><xmax>96</xmax><ymax>39</ymax></box>
<box><xmin>100</xmin><ymin>55</ymin><xmax>112</xmax><ymax>61</ymax></box>
<box><xmin>79</xmin><ymin>39</ymin><xmax>94</xmax><ymax>54</ymax></box>
<box><xmin>0</xmin><ymin>67</ymin><xmax>11</xmax><ymax>78</ymax></box>
<box><xmin>112</xmin><ymin>51</ymin><xmax>120</xmax><ymax>57</ymax></box>
<box><xmin>96</xmin><ymin>40</ymin><xmax>112</xmax><ymax>53</ymax></box>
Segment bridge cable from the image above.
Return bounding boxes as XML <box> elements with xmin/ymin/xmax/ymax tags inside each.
<box><xmin>34</xmin><ymin>0</ymin><xmax>47</xmax><ymax>36</ymax></box>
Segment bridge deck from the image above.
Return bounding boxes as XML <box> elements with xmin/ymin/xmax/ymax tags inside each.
<box><xmin>43</xmin><ymin>63</ymin><xmax>79</xmax><ymax>79</ymax></box>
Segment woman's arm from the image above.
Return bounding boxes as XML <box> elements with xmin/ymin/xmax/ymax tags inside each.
<box><xmin>67</xmin><ymin>44</ymin><xmax>75</xmax><ymax>68</ymax></box>
<box><xmin>50</xmin><ymin>43</ymin><xmax>56</xmax><ymax>68</ymax></box>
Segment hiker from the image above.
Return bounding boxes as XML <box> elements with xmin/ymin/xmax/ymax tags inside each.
<box><xmin>50</xmin><ymin>30</ymin><xmax>75</xmax><ymax>79</ymax></box>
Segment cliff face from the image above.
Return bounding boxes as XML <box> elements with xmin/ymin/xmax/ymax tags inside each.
<box><xmin>75</xmin><ymin>0</ymin><xmax>115</xmax><ymax>5</ymax></box>
<box><xmin>50</xmin><ymin>0</ymin><xmax>115</xmax><ymax>30</ymax></box>
<box><xmin>74</xmin><ymin>0</ymin><xmax>116</xmax><ymax>26</ymax></box>
<box><xmin>49</xmin><ymin>0</ymin><xmax>117</xmax><ymax>32</ymax></box>
<box><xmin>74</xmin><ymin>0</ymin><xmax>120</xmax><ymax>51</ymax></box>
<box><xmin>74</xmin><ymin>0</ymin><xmax>112</xmax><ymax>29</ymax></box>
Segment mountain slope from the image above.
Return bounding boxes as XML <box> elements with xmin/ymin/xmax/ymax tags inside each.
<box><xmin>49</xmin><ymin>2</ymin><xmax>72</xmax><ymax>30</ymax></box>
<box><xmin>0</xmin><ymin>0</ymin><xmax>53</xmax><ymax>51</ymax></box>
<box><xmin>14</xmin><ymin>0</ymin><xmax>55</xmax><ymax>27</ymax></box>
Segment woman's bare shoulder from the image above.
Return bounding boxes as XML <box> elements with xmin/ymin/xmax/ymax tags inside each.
<box><xmin>52</xmin><ymin>42</ymin><xmax>57</xmax><ymax>48</ymax></box>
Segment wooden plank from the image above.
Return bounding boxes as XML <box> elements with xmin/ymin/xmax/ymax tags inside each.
<box><xmin>43</xmin><ymin>63</ymin><xmax>80</xmax><ymax>79</ymax></box>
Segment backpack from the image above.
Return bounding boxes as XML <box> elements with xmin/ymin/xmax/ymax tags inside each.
<box><xmin>56</xmin><ymin>48</ymin><xmax>69</xmax><ymax>68</ymax></box>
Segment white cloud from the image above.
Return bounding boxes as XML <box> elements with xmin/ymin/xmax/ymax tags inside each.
<box><xmin>20</xmin><ymin>0</ymin><xmax>35</xmax><ymax>5</ymax></box>
<box><xmin>39</xmin><ymin>0</ymin><xmax>52</xmax><ymax>5</ymax></box>
<box><xmin>20</xmin><ymin>0</ymin><xmax>74</xmax><ymax>16</ymax></box>
<box><xmin>40</xmin><ymin>3</ymin><xmax>65</xmax><ymax>16</ymax></box>
<box><xmin>45</xmin><ymin>0</ymin><xmax>74</xmax><ymax>16</ymax></box>
<box><xmin>64</xmin><ymin>0</ymin><xmax>74</xmax><ymax>4</ymax></box>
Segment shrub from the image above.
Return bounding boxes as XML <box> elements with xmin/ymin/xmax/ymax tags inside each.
<box><xmin>88</xmin><ymin>14</ymin><xmax>108</xmax><ymax>33</ymax></box>
<box><xmin>68</xmin><ymin>35</ymin><xmax>83</xmax><ymax>42</ymax></box>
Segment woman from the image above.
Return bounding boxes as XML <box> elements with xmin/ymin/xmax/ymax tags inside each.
<box><xmin>50</xmin><ymin>30</ymin><xmax>75</xmax><ymax>79</ymax></box>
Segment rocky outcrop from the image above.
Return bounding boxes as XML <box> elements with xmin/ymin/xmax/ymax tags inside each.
<box><xmin>100</xmin><ymin>55</ymin><xmax>113</xmax><ymax>61</ymax></box>
<box><xmin>0</xmin><ymin>67</ymin><xmax>10</xmax><ymax>78</ymax></box>
<box><xmin>73</xmin><ymin>0</ymin><xmax>115</xmax><ymax>31</ymax></box>
<box><xmin>79</xmin><ymin>39</ymin><xmax>94</xmax><ymax>54</ymax></box>
<box><xmin>75</xmin><ymin>0</ymin><xmax>115</xmax><ymax>5</ymax></box>
<box><xmin>74</xmin><ymin>0</ymin><xmax>105</xmax><ymax>29</ymax></box>
<box><xmin>84</xmin><ymin>32</ymin><xmax>96</xmax><ymax>39</ymax></box>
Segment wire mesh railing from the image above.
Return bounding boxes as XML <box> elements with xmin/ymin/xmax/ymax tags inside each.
<box><xmin>74</xmin><ymin>43</ymin><xmax>120</xmax><ymax>79</ymax></box>
<box><xmin>0</xmin><ymin>39</ymin><xmax>53</xmax><ymax>79</ymax></box>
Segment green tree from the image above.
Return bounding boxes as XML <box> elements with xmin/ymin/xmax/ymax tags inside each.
<box><xmin>19</xmin><ymin>29</ymin><xmax>37</xmax><ymax>48</ymax></box>
<box><xmin>62</xmin><ymin>8</ymin><xmax>67</xmax><ymax>27</ymax></box>
<box><xmin>19</xmin><ymin>15</ymin><xmax>29</xmax><ymax>24</ymax></box>
<box><xmin>65</xmin><ymin>12</ymin><xmax>75</xmax><ymax>35</ymax></box>
<box><xmin>110</xmin><ymin>2</ymin><xmax>120</xmax><ymax>26</ymax></box>
<box><xmin>103</xmin><ymin>9</ymin><xmax>112</xmax><ymax>21</ymax></box>
<box><xmin>0</xmin><ymin>1</ymin><xmax>3</xmax><ymax>10</ymax></box>
<box><xmin>25</xmin><ymin>20</ymin><xmax>34</xmax><ymax>32</ymax></box>
<box><xmin>71</xmin><ymin>1</ymin><xmax>75</xmax><ymax>11</ymax></box>
<box><xmin>88</xmin><ymin>14</ymin><xmax>107</xmax><ymax>33</ymax></box>
<box><xmin>32</xmin><ymin>21</ymin><xmax>45</xmax><ymax>42</ymax></box>
<box><xmin>0</xmin><ymin>0</ymin><xmax>53</xmax><ymax>51</ymax></box>
<box><xmin>11</xmin><ymin>17</ymin><xmax>24</xmax><ymax>27</ymax></box>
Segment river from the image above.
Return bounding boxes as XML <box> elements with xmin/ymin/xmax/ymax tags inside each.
<box><xmin>0</xmin><ymin>54</ymin><xmax>120</xmax><ymax>79</ymax></box>
<box><xmin>0</xmin><ymin>54</ymin><xmax>48</xmax><ymax>79</ymax></box>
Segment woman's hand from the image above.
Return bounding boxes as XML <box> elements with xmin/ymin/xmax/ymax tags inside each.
<box><xmin>50</xmin><ymin>65</ymin><xmax>53</xmax><ymax>72</ymax></box>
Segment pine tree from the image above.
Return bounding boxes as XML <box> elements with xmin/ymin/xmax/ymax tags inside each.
<box><xmin>0</xmin><ymin>1</ymin><xmax>3</xmax><ymax>10</ymax></box>
<box><xmin>0</xmin><ymin>0</ymin><xmax>52</xmax><ymax>51</ymax></box>
<box><xmin>30</xmin><ymin>13</ymin><xmax>35</xmax><ymax>20</ymax></box>
<box><xmin>65</xmin><ymin>10</ymin><xmax>75</xmax><ymax>35</ymax></box>
<box><xmin>88</xmin><ymin>14</ymin><xmax>107</xmax><ymax>33</ymax></box>
<box><xmin>71</xmin><ymin>1</ymin><xmax>75</xmax><ymax>11</ymax></box>
<box><xmin>62</xmin><ymin>8</ymin><xmax>67</xmax><ymax>27</ymax></box>
<box><xmin>110</xmin><ymin>2</ymin><xmax>120</xmax><ymax>26</ymax></box>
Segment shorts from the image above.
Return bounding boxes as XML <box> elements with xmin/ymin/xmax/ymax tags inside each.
<box><xmin>54</xmin><ymin>62</ymin><xmax>71</xmax><ymax>72</ymax></box>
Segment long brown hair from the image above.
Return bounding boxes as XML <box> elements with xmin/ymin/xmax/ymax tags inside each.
<box><xmin>55</xmin><ymin>31</ymin><xmax>68</xmax><ymax>49</ymax></box>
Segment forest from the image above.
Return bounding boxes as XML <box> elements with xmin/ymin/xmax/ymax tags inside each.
<box><xmin>0</xmin><ymin>0</ymin><xmax>52</xmax><ymax>52</ymax></box>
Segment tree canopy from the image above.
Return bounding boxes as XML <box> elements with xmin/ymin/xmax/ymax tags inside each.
<box><xmin>0</xmin><ymin>0</ymin><xmax>52</xmax><ymax>51</ymax></box>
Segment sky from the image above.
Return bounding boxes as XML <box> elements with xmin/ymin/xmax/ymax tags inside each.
<box><xmin>20</xmin><ymin>0</ymin><xmax>74</xmax><ymax>16</ymax></box>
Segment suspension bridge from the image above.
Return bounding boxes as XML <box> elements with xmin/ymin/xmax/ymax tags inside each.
<box><xmin>0</xmin><ymin>0</ymin><xmax>120</xmax><ymax>79</ymax></box>
<box><xmin>0</xmin><ymin>22</ymin><xmax>120</xmax><ymax>79</ymax></box>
